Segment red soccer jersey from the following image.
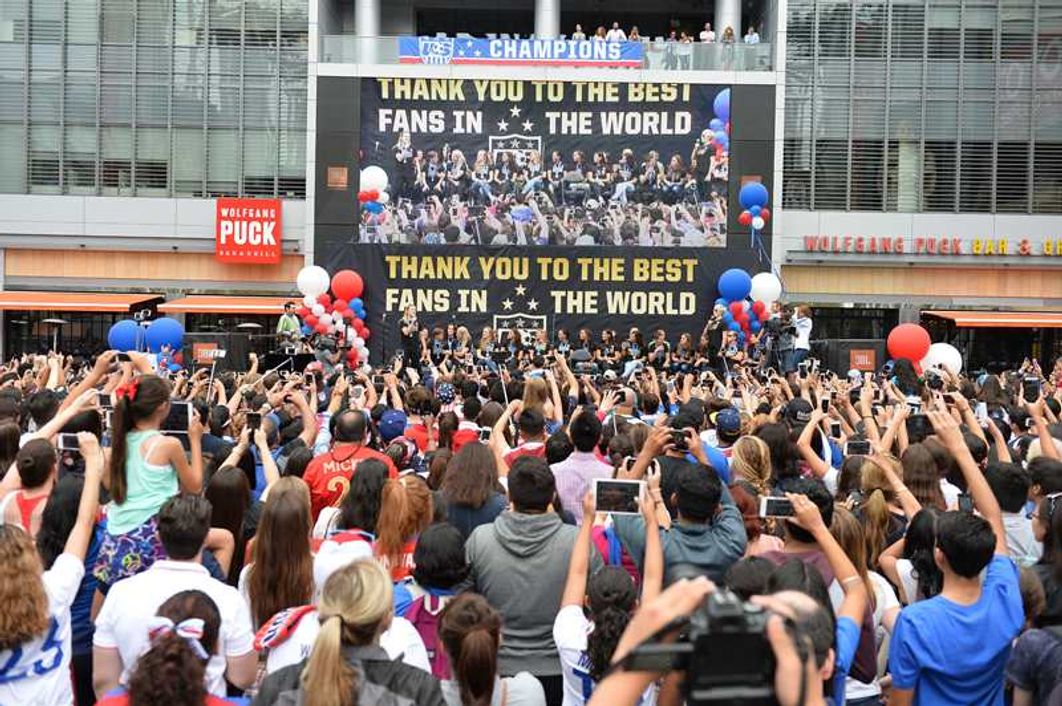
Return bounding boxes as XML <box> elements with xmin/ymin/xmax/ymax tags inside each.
<box><xmin>303</xmin><ymin>445</ymin><xmax>398</xmax><ymax>520</ymax></box>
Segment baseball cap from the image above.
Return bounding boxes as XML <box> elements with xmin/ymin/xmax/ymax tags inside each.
<box><xmin>378</xmin><ymin>409</ymin><xmax>408</xmax><ymax>443</ymax></box>
<box><xmin>436</xmin><ymin>382</ymin><xmax>456</xmax><ymax>405</ymax></box>
<box><xmin>847</xmin><ymin>369</ymin><xmax>863</xmax><ymax>384</ymax></box>
<box><xmin>603</xmin><ymin>370</ymin><xmax>618</xmax><ymax>382</ymax></box>
<box><xmin>785</xmin><ymin>398</ymin><xmax>814</xmax><ymax>426</ymax></box>
<box><xmin>712</xmin><ymin>407</ymin><xmax>742</xmax><ymax>436</ymax></box>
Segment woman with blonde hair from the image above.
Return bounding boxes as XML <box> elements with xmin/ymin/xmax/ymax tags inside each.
<box><xmin>376</xmin><ymin>475</ymin><xmax>433</xmax><ymax>581</ymax></box>
<box><xmin>254</xmin><ymin>560</ymin><xmax>444</xmax><ymax>706</ymax></box>
<box><xmin>829</xmin><ymin>505</ymin><xmax>900</xmax><ymax>705</ymax></box>
<box><xmin>522</xmin><ymin>375</ymin><xmax>563</xmax><ymax>431</ymax></box>
<box><xmin>729</xmin><ymin>435</ymin><xmax>772</xmax><ymax>496</ymax></box>
<box><xmin>0</xmin><ymin>433</ymin><xmax>101</xmax><ymax>705</ymax></box>
<box><xmin>858</xmin><ymin>454</ymin><xmax>922</xmax><ymax>568</ymax></box>
<box><xmin>239</xmin><ymin>477</ymin><xmax>314</xmax><ymax>628</ymax></box>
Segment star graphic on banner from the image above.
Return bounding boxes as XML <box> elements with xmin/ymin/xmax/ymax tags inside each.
<box><xmin>514</xmin><ymin>284</ymin><xmax>526</xmax><ymax>296</ymax></box>
<box><xmin>474</xmin><ymin>49</ymin><xmax>482</xmax><ymax>56</ymax></box>
<box><xmin>515</xmin><ymin>318</ymin><xmax>526</xmax><ymax>328</ymax></box>
<box><xmin>466</xmin><ymin>39</ymin><xmax>474</xmax><ymax>48</ymax></box>
<box><xmin>510</xmin><ymin>139</ymin><xmax>521</xmax><ymax>147</ymax></box>
<box><xmin>522</xmin><ymin>120</ymin><xmax>534</xmax><ymax>132</ymax></box>
<box><xmin>527</xmin><ymin>298</ymin><xmax>539</xmax><ymax>311</ymax></box>
<box><xmin>457</xmin><ymin>49</ymin><xmax>466</xmax><ymax>56</ymax></box>
<box><xmin>509</xmin><ymin>105</ymin><xmax>522</xmax><ymax>117</ymax></box>
<box><xmin>502</xmin><ymin>299</ymin><xmax>514</xmax><ymax>311</ymax></box>
<box><xmin>496</xmin><ymin>119</ymin><xmax>509</xmax><ymax>132</ymax></box>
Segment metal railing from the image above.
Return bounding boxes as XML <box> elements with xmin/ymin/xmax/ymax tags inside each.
<box><xmin>320</xmin><ymin>35</ymin><xmax>773</xmax><ymax>72</ymax></box>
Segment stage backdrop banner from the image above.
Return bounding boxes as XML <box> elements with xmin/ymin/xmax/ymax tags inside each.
<box><xmin>398</xmin><ymin>36</ymin><xmax>645</xmax><ymax>68</ymax></box>
<box><xmin>326</xmin><ymin>244</ymin><xmax>754</xmax><ymax>360</ymax></box>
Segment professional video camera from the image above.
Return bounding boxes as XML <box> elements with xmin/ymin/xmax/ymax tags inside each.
<box><xmin>618</xmin><ymin>589</ymin><xmax>779</xmax><ymax>706</ymax></box>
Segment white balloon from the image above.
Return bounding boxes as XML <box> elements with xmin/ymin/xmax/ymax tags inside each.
<box><xmin>318</xmin><ymin>313</ymin><xmax>333</xmax><ymax>326</ymax></box>
<box><xmin>352</xmin><ymin>336</ymin><xmax>365</xmax><ymax>348</ymax></box>
<box><xmin>346</xmin><ymin>326</ymin><xmax>357</xmax><ymax>340</ymax></box>
<box><xmin>921</xmin><ymin>342</ymin><xmax>963</xmax><ymax>375</ymax></box>
<box><xmin>376</xmin><ymin>191</ymin><xmax>390</xmax><ymax>205</ymax></box>
<box><xmin>296</xmin><ymin>265</ymin><xmax>331</xmax><ymax>297</ymax></box>
<box><xmin>751</xmin><ymin>216</ymin><xmax>766</xmax><ymax>230</ymax></box>
<box><xmin>311</xmin><ymin>303</ymin><xmax>325</xmax><ymax>316</ymax></box>
<box><xmin>749</xmin><ymin>272</ymin><xmax>783</xmax><ymax>304</ymax></box>
<box><xmin>302</xmin><ymin>294</ymin><xmax>316</xmax><ymax>308</ymax></box>
<box><xmin>360</xmin><ymin>166</ymin><xmax>389</xmax><ymax>192</ymax></box>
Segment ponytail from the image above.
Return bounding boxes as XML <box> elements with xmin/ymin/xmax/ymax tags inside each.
<box><xmin>440</xmin><ymin>594</ymin><xmax>502</xmax><ymax>706</ymax></box>
<box><xmin>108</xmin><ymin>396</ymin><xmax>133</xmax><ymax>504</ymax></box>
<box><xmin>585</xmin><ymin>566</ymin><xmax>637</xmax><ymax>681</ymax></box>
<box><xmin>128</xmin><ymin>633</ymin><xmax>207</xmax><ymax>706</ymax></box>
<box><xmin>302</xmin><ymin>615</ymin><xmax>357</xmax><ymax>706</ymax></box>
<box><xmin>862</xmin><ymin>488</ymin><xmax>890</xmax><ymax>568</ymax></box>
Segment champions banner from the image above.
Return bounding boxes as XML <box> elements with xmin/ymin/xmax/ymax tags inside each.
<box><xmin>398</xmin><ymin>36</ymin><xmax>645</xmax><ymax>68</ymax></box>
<box><xmin>324</xmin><ymin>245</ymin><xmax>758</xmax><ymax>360</ymax></box>
<box><xmin>358</xmin><ymin>78</ymin><xmax>730</xmax><ymax>248</ymax></box>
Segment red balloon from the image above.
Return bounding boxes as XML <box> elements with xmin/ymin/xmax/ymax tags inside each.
<box><xmin>317</xmin><ymin>293</ymin><xmax>331</xmax><ymax>307</ymax></box>
<box><xmin>333</xmin><ymin>298</ymin><xmax>349</xmax><ymax>312</ymax></box>
<box><xmin>738</xmin><ymin>211</ymin><xmax>753</xmax><ymax>226</ymax></box>
<box><xmin>737</xmin><ymin>312</ymin><xmax>750</xmax><ymax>324</ymax></box>
<box><xmin>314</xmin><ymin>322</ymin><xmax>328</xmax><ymax>334</ymax></box>
<box><xmin>303</xmin><ymin>314</ymin><xmax>318</xmax><ymax>327</ymax></box>
<box><xmin>352</xmin><ymin>317</ymin><xmax>364</xmax><ymax>329</ymax></box>
<box><xmin>367</xmin><ymin>189</ymin><xmax>379</xmax><ymax>201</ymax></box>
<box><xmin>751</xmin><ymin>301</ymin><xmax>765</xmax><ymax>315</ymax></box>
<box><xmin>295</xmin><ymin>306</ymin><xmax>310</xmax><ymax>318</ymax></box>
<box><xmin>340</xmin><ymin>308</ymin><xmax>354</xmax><ymax>320</ymax></box>
<box><xmin>346</xmin><ymin>349</ymin><xmax>359</xmax><ymax>362</ymax></box>
<box><xmin>729</xmin><ymin>301</ymin><xmax>744</xmax><ymax>316</ymax></box>
<box><xmin>361</xmin><ymin>326</ymin><xmax>371</xmax><ymax>341</ymax></box>
<box><xmin>887</xmin><ymin>324</ymin><xmax>931</xmax><ymax>362</ymax></box>
<box><xmin>759</xmin><ymin>310</ymin><xmax>770</xmax><ymax>323</ymax></box>
<box><xmin>759</xmin><ymin>208</ymin><xmax>771</xmax><ymax>222</ymax></box>
<box><xmin>331</xmin><ymin>270</ymin><xmax>364</xmax><ymax>301</ymax></box>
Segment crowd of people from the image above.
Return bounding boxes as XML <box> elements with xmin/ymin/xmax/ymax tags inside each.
<box><xmin>0</xmin><ymin>306</ymin><xmax>1060</xmax><ymax>706</ymax></box>
<box><xmin>568</xmin><ymin>21</ymin><xmax>761</xmax><ymax>46</ymax></box>
<box><xmin>362</xmin><ymin>136</ymin><xmax>728</xmax><ymax>247</ymax></box>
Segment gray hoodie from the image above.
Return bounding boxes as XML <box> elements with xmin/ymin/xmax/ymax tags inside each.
<box><xmin>466</xmin><ymin>511</ymin><xmax>603</xmax><ymax>677</ymax></box>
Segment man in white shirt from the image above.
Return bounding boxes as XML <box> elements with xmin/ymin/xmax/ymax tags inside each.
<box><xmin>605</xmin><ymin>22</ymin><xmax>627</xmax><ymax>42</ymax></box>
<box><xmin>986</xmin><ymin>461</ymin><xmax>1043</xmax><ymax>565</ymax></box>
<box><xmin>699</xmin><ymin>22</ymin><xmax>716</xmax><ymax>42</ymax></box>
<box><xmin>93</xmin><ymin>495</ymin><xmax>257</xmax><ymax>698</ymax></box>
<box><xmin>744</xmin><ymin>26</ymin><xmax>761</xmax><ymax>44</ymax></box>
<box><xmin>792</xmin><ymin>305</ymin><xmax>813</xmax><ymax>369</ymax></box>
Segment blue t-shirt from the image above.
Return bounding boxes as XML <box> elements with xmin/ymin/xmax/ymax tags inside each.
<box><xmin>832</xmin><ymin>616</ymin><xmax>861</xmax><ymax>706</ymax></box>
<box><xmin>685</xmin><ymin>441</ymin><xmax>731</xmax><ymax>484</ymax></box>
<box><xmin>888</xmin><ymin>555</ymin><xmax>1023</xmax><ymax>705</ymax></box>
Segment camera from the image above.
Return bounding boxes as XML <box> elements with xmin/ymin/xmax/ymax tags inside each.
<box><xmin>925</xmin><ymin>369</ymin><xmax>944</xmax><ymax>391</ymax></box>
<box><xmin>621</xmin><ymin>589</ymin><xmax>776</xmax><ymax>705</ymax></box>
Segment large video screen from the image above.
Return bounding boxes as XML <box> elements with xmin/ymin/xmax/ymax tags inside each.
<box><xmin>355</xmin><ymin>78</ymin><xmax>730</xmax><ymax>248</ymax></box>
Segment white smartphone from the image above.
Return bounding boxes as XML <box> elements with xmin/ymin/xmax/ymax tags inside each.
<box><xmin>593</xmin><ymin>478</ymin><xmax>645</xmax><ymax>515</ymax></box>
<box><xmin>759</xmin><ymin>496</ymin><xmax>795</xmax><ymax>518</ymax></box>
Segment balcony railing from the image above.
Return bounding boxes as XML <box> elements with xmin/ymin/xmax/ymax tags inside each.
<box><xmin>320</xmin><ymin>35</ymin><xmax>773</xmax><ymax>72</ymax></box>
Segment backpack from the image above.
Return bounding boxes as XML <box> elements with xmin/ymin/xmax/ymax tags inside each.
<box><xmin>403</xmin><ymin>593</ymin><xmax>452</xmax><ymax>679</ymax></box>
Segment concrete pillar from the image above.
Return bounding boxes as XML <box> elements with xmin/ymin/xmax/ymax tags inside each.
<box><xmin>715</xmin><ymin>0</ymin><xmax>742</xmax><ymax>41</ymax></box>
<box><xmin>534</xmin><ymin>0</ymin><xmax>561</xmax><ymax>38</ymax></box>
<box><xmin>355</xmin><ymin>0</ymin><xmax>380</xmax><ymax>63</ymax></box>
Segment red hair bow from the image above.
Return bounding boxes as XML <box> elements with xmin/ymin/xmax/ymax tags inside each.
<box><xmin>115</xmin><ymin>378</ymin><xmax>140</xmax><ymax>402</ymax></box>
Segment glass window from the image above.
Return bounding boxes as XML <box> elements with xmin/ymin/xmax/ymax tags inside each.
<box><xmin>853</xmin><ymin>3</ymin><xmax>886</xmax><ymax>58</ymax></box>
<box><xmin>1033</xmin><ymin>143</ymin><xmax>1062</xmax><ymax>213</ymax></box>
<box><xmin>923</xmin><ymin>141</ymin><xmax>957</xmax><ymax>211</ymax></box>
<box><xmin>29</xmin><ymin>72</ymin><xmax>60</xmax><ymax>123</ymax></box>
<box><xmin>817</xmin><ymin>3</ymin><xmax>851</xmax><ymax>58</ymax></box>
<box><xmin>890</xmin><ymin>4</ymin><xmax>925</xmax><ymax>58</ymax></box>
<box><xmin>995</xmin><ymin>142</ymin><xmax>1030</xmax><ymax>212</ymax></box>
<box><xmin>173</xmin><ymin>127</ymin><xmax>204</xmax><ymax>196</ymax></box>
<box><xmin>101</xmin><ymin>0</ymin><xmax>134</xmax><ymax>44</ymax></box>
<box><xmin>782</xmin><ymin>137</ymin><xmax>812</xmax><ymax>209</ymax></box>
<box><xmin>0</xmin><ymin>124</ymin><xmax>26</xmax><ymax>192</ymax></box>
<box><xmin>959</xmin><ymin>141</ymin><xmax>993</xmax><ymax>212</ymax></box>
<box><xmin>137</xmin><ymin>0</ymin><xmax>171</xmax><ymax>46</ymax></box>
<box><xmin>850</xmin><ymin>140</ymin><xmax>885</xmax><ymax>210</ymax></box>
<box><xmin>813</xmin><ymin>139</ymin><xmax>849</xmax><ymax>209</ymax></box>
<box><xmin>1001</xmin><ymin>12</ymin><xmax>1033</xmax><ymax>60</ymax></box>
<box><xmin>64</xmin><ymin>125</ymin><xmax>97</xmax><ymax>193</ymax></box>
<box><xmin>207</xmin><ymin>128</ymin><xmax>239</xmax><ymax>196</ymax></box>
<box><xmin>101</xmin><ymin>126</ymin><xmax>133</xmax><ymax>194</ymax></box>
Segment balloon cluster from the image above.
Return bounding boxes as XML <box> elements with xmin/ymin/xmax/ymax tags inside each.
<box><xmin>357</xmin><ymin>166</ymin><xmax>390</xmax><ymax>218</ymax></box>
<box><xmin>294</xmin><ymin>265</ymin><xmax>372</xmax><ymax>366</ymax></box>
<box><xmin>715</xmin><ymin>268</ymin><xmax>783</xmax><ymax>346</ymax></box>
<box><xmin>737</xmin><ymin>182</ymin><xmax>771</xmax><ymax>232</ymax></box>
<box><xmin>107</xmin><ymin>317</ymin><xmax>186</xmax><ymax>372</ymax></box>
<box><xmin>707</xmin><ymin>88</ymin><xmax>731</xmax><ymax>158</ymax></box>
<box><xmin>886</xmin><ymin>324</ymin><xmax>964</xmax><ymax>375</ymax></box>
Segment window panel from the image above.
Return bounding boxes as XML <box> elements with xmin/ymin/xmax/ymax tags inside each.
<box><xmin>923</xmin><ymin>140</ymin><xmax>957</xmax><ymax>211</ymax></box>
<box><xmin>206</xmin><ymin>128</ymin><xmax>238</xmax><ymax>196</ymax></box>
<box><xmin>891</xmin><ymin>4</ymin><xmax>925</xmax><ymax>58</ymax></box>
<box><xmin>995</xmin><ymin>142</ymin><xmax>1030</xmax><ymax>211</ymax></box>
<box><xmin>137</xmin><ymin>0</ymin><xmax>172</xmax><ymax>46</ymax></box>
<box><xmin>29</xmin><ymin>72</ymin><xmax>60</xmax><ymax>123</ymax></box>
<box><xmin>1033</xmin><ymin>143</ymin><xmax>1062</xmax><ymax>213</ymax></box>
<box><xmin>813</xmin><ymin>139</ymin><xmax>849</xmax><ymax>209</ymax></box>
<box><xmin>136</xmin><ymin>127</ymin><xmax>169</xmax><ymax>193</ymax></box>
<box><xmin>817</xmin><ymin>3</ymin><xmax>851</xmax><ymax>58</ymax></box>
<box><xmin>65</xmin><ymin>73</ymin><xmax>97</xmax><ymax>125</ymax></box>
<box><xmin>101</xmin><ymin>0</ymin><xmax>133</xmax><ymax>44</ymax></box>
<box><xmin>67</xmin><ymin>0</ymin><xmax>98</xmax><ymax>44</ymax></box>
<box><xmin>64</xmin><ymin>125</ymin><xmax>97</xmax><ymax>193</ymax></box>
<box><xmin>851</xmin><ymin>139</ymin><xmax>885</xmax><ymax>210</ymax></box>
<box><xmin>959</xmin><ymin>141</ymin><xmax>993</xmax><ymax>212</ymax></box>
<box><xmin>173</xmin><ymin>127</ymin><xmax>204</xmax><ymax>196</ymax></box>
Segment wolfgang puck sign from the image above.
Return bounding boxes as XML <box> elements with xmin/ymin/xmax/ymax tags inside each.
<box><xmin>215</xmin><ymin>198</ymin><xmax>282</xmax><ymax>264</ymax></box>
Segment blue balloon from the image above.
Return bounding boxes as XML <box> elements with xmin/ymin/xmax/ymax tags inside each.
<box><xmin>750</xmin><ymin>320</ymin><xmax>762</xmax><ymax>333</ymax></box>
<box><xmin>713</xmin><ymin>88</ymin><xmax>731</xmax><ymax>123</ymax></box>
<box><xmin>737</xmin><ymin>332</ymin><xmax>746</xmax><ymax>344</ymax></box>
<box><xmin>728</xmin><ymin>321</ymin><xmax>741</xmax><ymax>332</ymax></box>
<box><xmin>739</xmin><ymin>182</ymin><xmax>770</xmax><ymax>210</ymax></box>
<box><xmin>749</xmin><ymin>205</ymin><xmax>762</xmax><ymax>217</ymax></box>
<box><xmin>715</xmin><ymin>297</ymin><xmax>728</xmax><ymax>307</ymax></box>
<box><xmin>364</xmin><ymin>201</ymin><xmax>383</xmax><ymax>214</ymax></box>
<box><xmin>350</xmin><ymin>298</ymin><xmax>364</xmax><ymax>311</ymax></box>
<box><xmin>718</xmin><ymin>268</ymin><xmax>753</xmax><ymax>302</ymax></box>
<box><xmin>168</xmin><ymin>363</ymin><xmax>182</xmax><ymax>373</ymax></box>
<box><xmin>107</xmin><ymin>320</ymin><xmax>140</xmax><ymax>352</ymax></box>
<box><xmin>723</xmin><ymin>311</ymin><xmax>735</xmax><ymax>324</ymax></box>
<box><xmin>301</xmin><ymin>325</ymin><xmax>313</xmax><ymax>336</ymax></box>
<box><xmin>709</xmin><ymin>118</ymin><xmax>724</xmax><ymax>132</ymax></box>
<box><xmin>145</xmin><ymin>317</ymin><xmax>184</xmax><ymax>353</ymax></box>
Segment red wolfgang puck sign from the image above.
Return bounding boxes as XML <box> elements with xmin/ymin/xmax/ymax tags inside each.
<box><xmin>215</xmin><ymin>198</ymin><xmax>282</xmax><ymax>264</ymax></box>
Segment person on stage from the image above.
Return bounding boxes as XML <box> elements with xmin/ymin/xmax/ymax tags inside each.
<box><xmin>276</xmin><ymin>302</ymin><xmax>302</xmax><ymax>341</ymax></box>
